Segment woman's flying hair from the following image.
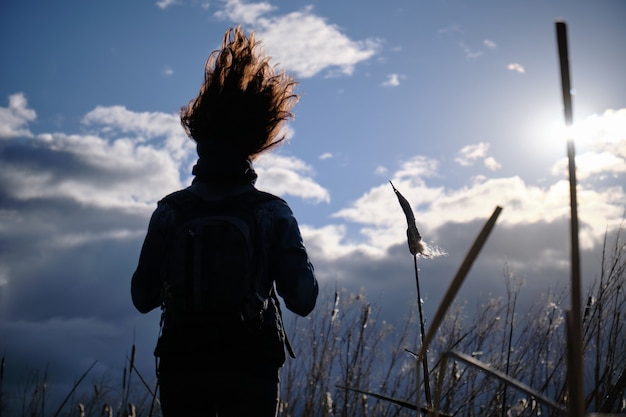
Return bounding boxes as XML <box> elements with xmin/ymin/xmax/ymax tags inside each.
<box><xmin>181</xmin><ymin>26</ymin><xmax>299</xmax><ymax>160</ymax></box>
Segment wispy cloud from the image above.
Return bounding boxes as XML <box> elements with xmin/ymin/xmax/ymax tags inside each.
<box><xmin>484</xmin><ymin>156</ymin><xmax>502</xmax><ymax>171</ymax></box>
<box><xmin>483</xmin><ymin>39</ymin><xmax>497</xmax><ymax>49</ymax></box>
<box><xmin>381</xmin><ymin>73</ymin><xmax>403</xmax><ymax>87</ymax></box>
<box><xmin>459</xmin><ymin>42</ymin><xmax>483</xmax><ymax>59</ymax></box>
<box><xmin>155</xmin><ymin>0</ymin><xmax>178</xmax><ymax>10</ymax></box>
<box><xmin>507</xmin><ymin>63</ymin><xmax>525</xmax><ymax>73</ymax></box>
<box><xmin>455</xmin><ymin>142</ymin><xmax>501</xmax><ymax>170</ymax></box>
<box><xmin>375</xmin><ymin>165</ymin><xmax>388</xmax><ymax>177</ymax></box>
<box><xmin>437</xmin><ymin>24</ymin><xmax>462</xmax><ymax>37</ymax></box>
<box><xmin>214</xmin><ymin>0</ymin><xmax>381</xmax><ymax>78</ymax></box>
<box><xmin>319</xmin><ymin>152</ymin><xmax>333</xmax><ymax>160</ymax></box>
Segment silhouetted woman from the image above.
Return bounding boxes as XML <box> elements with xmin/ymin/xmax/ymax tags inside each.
<box><xmin>131</xmin><ymin>26</ymin><xmax>318</xmax><ymax>417</ymax></box>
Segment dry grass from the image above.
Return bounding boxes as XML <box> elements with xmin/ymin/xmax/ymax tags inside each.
<box><xmin>1</xmin><ymin>226</ymin><xmax>624</xmax><ymax>416</ymax></box>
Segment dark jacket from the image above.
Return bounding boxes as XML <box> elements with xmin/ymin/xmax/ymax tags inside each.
<box><xmin>131</xmin><ymin>160</ymin><xmax>318</xmax><ymax>369</ymax></box>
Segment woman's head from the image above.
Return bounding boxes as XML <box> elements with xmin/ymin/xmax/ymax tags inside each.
<box><xmin>181</xmin><ymin>27</ymin><xmax>299</xmax><ymax>160</ymax></box>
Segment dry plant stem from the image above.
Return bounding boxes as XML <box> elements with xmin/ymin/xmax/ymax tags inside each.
<box><xmin>336</xmin><ymin>385</ymin><xmax>452</xmax><ymax>417</ymax></box>
<box><xmin>444</xmin><ymin>350</ymin><xmax>568</xmax><ymax>413</ymax></box>
<box><xmin>556</xmin><ymin>20</ymin><xmax>585</xmax><ymax>417</ymax></box>
<box><xmin>52</xmin><ymin>360</ymin><xmax>97</xmax><ymax>417</ymax></box>
<box><xmin>0</xmin><ymin>355</ymin><xmax>4</xmax><ymax>417</ymax></box>
<box><xmin>501</xmin><ymin>277</ymin><xmax>518</xmax><ymax>417</ymax></box>
<box><xmin>600</xmin><ymin>366</ymin><xmax>626</xmax><ymax>412</ymax></box>
<box><xmin>413</xmin><ymin>255</ymin><xmax>432</xmax><ymax>413</ymax></box>
<box><xmin>417</xmin><ymin>206</ymin><xmax>502</xmax><ymax>366</ymax></box>
<box><xmin>123</xmin><ymin>344</ymin><xmax>136</xmax><ymax>415</ymax></box>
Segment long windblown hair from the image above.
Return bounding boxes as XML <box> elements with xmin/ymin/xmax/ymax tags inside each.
<box><xmin>180</xmin><ymin>27</ymin><xmax>299</xmax><ymax>160</ymax></box>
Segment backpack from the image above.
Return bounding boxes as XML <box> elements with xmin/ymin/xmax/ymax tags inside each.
<box><xmin>159</xmin><ymin>189</ymin><xmax>278</xmax><ymax>324</ymax></box>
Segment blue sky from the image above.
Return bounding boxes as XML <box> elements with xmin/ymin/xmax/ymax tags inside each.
<box><xmin>1</xmin><ymin>0</ymin><xmax>625</xmax><ymax>410</ymax></box>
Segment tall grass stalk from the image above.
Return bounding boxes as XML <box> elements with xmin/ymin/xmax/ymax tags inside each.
<box><xmin>389</xmin><ymin>181</ymin><xmax>432</xmax><ymax>412</ymax></box>
<box><xmin>441</xmin><ymin>350</ymin><xmax>567</xmax><ymax>413</ymax></box>
<box><xmin>0</xmin><ymin>354</ymin><xmax>5</xmax><ymax>417</ymax></box>
<box><xmin>419</xmin><ymin>206</ymin><xmax>502</xmax><ymax>365</ymax></box>
<box><xmin>555</xmin><ymin>20</ymin><xmax>585</xmax><ymax>417</ymax></box>
<box><xmin>123</xmin><ymin>343</ymin><xmax>137</xmax><ymax>415</ymax></box>
<box><xmin>500</xmin><ymin>271</ymin><xmax>520</xmax><ymax>416</ymax></box>
<box><xmin>51</xmin><ymin>360</ymin><xmax>97</xmax><ymax>417</ymax></box>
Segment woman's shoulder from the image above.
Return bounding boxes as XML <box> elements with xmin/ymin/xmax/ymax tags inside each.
<box><xmin>252</xmin><ymin>190</ymin><xmax>292</xmax><ymax>213</ymax></box>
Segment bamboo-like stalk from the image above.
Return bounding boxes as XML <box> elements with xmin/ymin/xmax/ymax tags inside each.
<box><xmin>417</xmin><ymin>206</ymin><xmax>502</xmax><ymax>365</ymax></box>
<box><xmin>555</xmin><ymin>20</ymin><xmax>585</xmax><ymax>417</ymax></box>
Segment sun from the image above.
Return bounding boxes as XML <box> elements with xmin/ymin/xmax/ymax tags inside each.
<box><xmin>546</xmin><ymin>109</ymin><xmax>626</xmax><ymax>180</ymax></box>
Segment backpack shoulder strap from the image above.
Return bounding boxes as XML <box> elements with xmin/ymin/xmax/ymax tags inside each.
<box><xmin>159</xmin><ymin>189</ymin><xmax>201</xmax><ymax>212</ymax></box>
<box><xmin>237</xmin><ymin>189</ymin><xmax>284</xmax><ymax>207</ymax></box>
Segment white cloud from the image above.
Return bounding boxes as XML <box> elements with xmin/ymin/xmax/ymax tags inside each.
<box><xmin>214</xmin><ymin>0</ymin><xmax>275</xmax><ymax>23</ymax></box>
<box><xmin>455</xmin><ymin>142</ymin><xmax>501</xmax><ymax>169</ymax></box>
<box><xmin>155</xmin><ymin>0</ymin><xmax>178</xmax><ymax>9</ymax></box>
<box><xmin>381</xmin><ymin>73</ymin><xmax>402</xmax><ymax>87</ymax></box>
<box><xmin>550</xmin><ymin>108</ymin><xmax>626</xmax><ymax>179</ymax></box>
<box><xmin>553</xmin><ymin>152</ymin><xmax>626</xmax><ymax>180</ymax></box>
<box><xmin>332</xmin><ymin>168</ymin><xmax>624</xmax><ymax>258</ymax></box>
<box><xmin>0</xmin><ymin>93</ymin><xmax>36</xmax><ymax>139</ymax></box>
<box><xmin>300</xmin><ymin>223</ymin><xmax>383</xmax><ymax>259</ymax></box>
<box><xmin>81</xmin><ymin>105</ymin><xmax>192</xmax><ymax>161</ymax></box>
<box><xmin>5</xmin><ymin>130</ymin><xmax>182</xmax><ymax>210</ymax></box>
<box><xmin>374</xmin><ymin>165</ymin><xmax>388</xmax><ymax>177</ymax></box>
<box><xmin>507</xmin><ymin>63</ymin><xmax>525</xmax><ymax>73</ymax></box>
<box><xmin>255</xmin><ymin>153</ymin><xmax>330</xmax><ymax>203</ymax></box>
<box><xmin>324</xmin><ymin>110</ymin><xmax>626</xmax><ymax>255</ymax></box>
<box><xmin>484</xmin><ymin>39</ymin><xmax>497</xmax><ymax>49</ymax></box>
<box><xmin>319</xmin><ymin>152</ymin><xmax>333</xmax><ymax>160</ymax></box>
<box><xmin>570</xmin><ymin>108</ymin><xmax>626</xmax><ymax>156</ymax></box>
<box><xmin>484</xmin><ymin>156</ymin><xmax>502</xmax><ymax>171</ymax></box>
<box><xmin>214</xmin><ymin>0</ymin><xmax>380</xmax><ymax>78</ymax></box>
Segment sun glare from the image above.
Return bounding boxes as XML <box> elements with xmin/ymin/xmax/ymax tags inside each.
<box><xmin>544</xmin><ymin>109</ymin><xmax>626</xmax><ymax>179</ymax></box>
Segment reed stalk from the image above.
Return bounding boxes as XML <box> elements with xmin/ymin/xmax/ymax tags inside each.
<box><xmin>389</xmin><ymin>181</ymin><xmax>432</xmax><ymax>413</ymax></box>
<box><xmin>51</xmin><ymin>360</ymin><xmax>97</xmax><ymax>417</ymax></box>
<box><xmin>418</xmin><ymin>206</ymin><xmax>502</xmax><ymax>365</ymax></box>
<box><xmin>556</xmin><ymin>20</ymin><xmax>585</xmax><ymax>417</ymax></box>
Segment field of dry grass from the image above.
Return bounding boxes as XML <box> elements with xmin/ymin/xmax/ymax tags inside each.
<box><xmin>2</xmin><ymin>223</ymin><xmax>623</xmax><ymax>416</ymax></box>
